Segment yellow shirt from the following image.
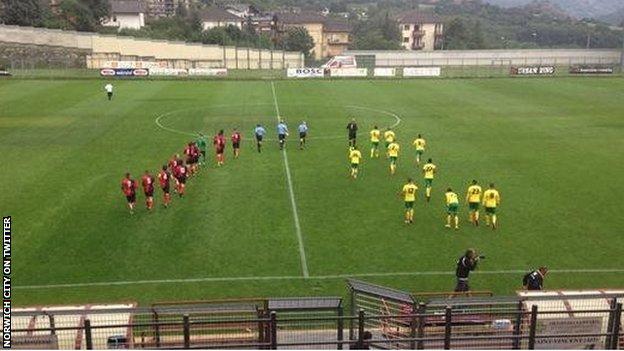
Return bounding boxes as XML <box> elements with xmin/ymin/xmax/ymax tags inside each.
<box><xmin>384</xmin><ymin>130</ymin><xmax>395</xmax><ymax>143</ymax></box>
<box><xmin>349</xmin><ymin>150</ymin><xmax>362</xmax><ymax>164</ymax></box>
<box><xmin>482</xmin><ymin>189</ymin><xmax>501</xmax><ymax>208</ymax></box>
<box><xmin>387</xmin><ymin>142</ymin><xmax>400</xmax><ymax>157</ymax></box>
<box><xmin>423</xmin><ymin>163</ymin><xmax>436</xmax><ymax>179</ymax></box>
<box><xmin>402</xmin><ymin>183</ymin><xmax>418</xmax><ymax>202</ymax></box>
<box><xmin>466</xmin><ymin>185</ymin><xmax>483</xmax><ymax>203</ymax></box>
<box><xmin>370</xmin><ymin>129</ymin><xmax>381</xmax><ymax>142</ymax></box>
<box><xmin>413</xmin><ymin>138</ymin><xmax>426</xmax><ymax>151</ymax></box>
<box><xmin>445</xmin><ymin>191</ymin><xmax>459</xmax><ymax>205</ymax></box>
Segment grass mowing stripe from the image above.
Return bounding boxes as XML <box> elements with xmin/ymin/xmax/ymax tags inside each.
<box><xmin>271</xmin><ymin>81</ymin><xmax>310</xmax><ymax>278</ymax></box>
<box><xmin>14</xmin><ymin>268</ymin><xmax>624</xmax><ymax>290</ymax></box>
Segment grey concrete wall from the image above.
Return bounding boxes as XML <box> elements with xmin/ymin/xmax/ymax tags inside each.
<box><xmin>344</xmin><ymin>49</ymin><xmax>622</xmax><ymax>66</ymax></box>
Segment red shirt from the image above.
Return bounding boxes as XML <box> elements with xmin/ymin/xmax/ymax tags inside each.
<box><xmin>176</xmin><ymin>164</ymin><xmax>187</xmax><ymax>179</ymax></box>
<box><xmin>121</xmin><ymin>178</ymin><xmax>136</xmax><ymax>196</ymax></box>
<box><xmin>169</xmin><ymin>157</ymin><xmax>178</xmax><ymax>170</ymax></box>
<box><xmin>184</xmin><ymin>146</ymin><xmax>193</xmax><ymax>157</ymax></box>
<box><xmin>158</xmin><ymin>170</ymin><xmax>170</xmax><ymax>187</ymax></box>
<box><xmin>231</xmin><ymin>132</ymin><xmax>241</xmax><ymax>143</ymax></box>
<box><xmin>213</xmin><ymin>135</ymin><xmax>225</xmax><ymax>149</ymax></box>
<box><xmin>141</xmin><ymin>175</ymin><xmax>155</xmax><ymax>193</ymax></box>
<box><xmin>191</xmin><ymin>144</ymin><xmax>200</xmax><ymax>157</ymax></box>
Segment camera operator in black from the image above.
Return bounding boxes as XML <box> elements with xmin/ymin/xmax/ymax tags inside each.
<box><xmin>455</xmin><ymin>249</ymin><xmax>481</xmax><ymax>292</ymax></box>
<box><xmin>523</xmin><ymin>266</ymin><xmax>548</xmax><ymax>290</ymax></box>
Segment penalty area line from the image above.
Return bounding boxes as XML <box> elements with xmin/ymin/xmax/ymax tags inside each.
<box><xmin>271</xmin><ymin>81</ymin><xmax>310</xmax><ymax>278</ymax></box>
<box><xmin>14</xmin><ymin>268</ymin><xmax>624</xmax><ymax>290</ymax></box>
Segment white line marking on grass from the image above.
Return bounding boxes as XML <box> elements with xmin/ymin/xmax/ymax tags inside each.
<box><xmin>14</xmin><ymin>269</ymin><xmax>624</xmax><ymax>290</ymax></box>
<box><xmin>271</xmin><ymin>81</ymin><xmax>310</xmax><ymax>278</ymax></box>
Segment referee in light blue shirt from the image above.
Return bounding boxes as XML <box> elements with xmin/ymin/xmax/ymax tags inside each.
<box><xmin>298</xmin><ymin>121</ymin><xmax>308</xmax><ymax>150</ymax></box>
<box><xmin>277</xmin><ymin>120</ymin><xmax>289</xmax><ymax>150</ymax></box>
<box><xmin>254</xmin><ymin>124</ymin><xmax>266</xmax><ymax>153</ymax></box>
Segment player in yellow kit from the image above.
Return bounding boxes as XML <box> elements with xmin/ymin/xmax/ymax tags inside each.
<box><xmin>370</xmin><ymin>126</ymin><xmax>381</xmax><ymax>158</ymax></box>
<box><xmin>383</xmin><ymin>128</ymin><xmax>396</xmax><ymax>156</ymax></box>
<box><xmin>465</xmin><ymin>180</ymin><xmax>483</xmax><ymax>226</ymax></box>
<box><xmin>482</xmin><ymin>183</ymin><xmax>501</xmax><ymax>230</ymax></box>
<box><xmin>387</xmin><ymin>140</ymin><xmax>400</xmax><ymax>175</ymax></box>
<box><xmin>348</xmin><ymin>146</ymin><xmax>362</xmax><ymax>179</ymax></box>
<box><xmin>399</xmin><ymin>178</ymin><xmax>418</xmax><ymax>224</ymax></box>
<box><xmin>422</xmin><ymin>158</ymin><xmax>437</xmax><ymax>202</ymax></box>
<box><xmin>445</xmin><ymin>188</ymin><xmax>460</xmax><ymax>229</ymax></box>
<box><xmin>413</xmin><ymin>134</ymin><xmax>426</xmax><ymax>164</ymax></box>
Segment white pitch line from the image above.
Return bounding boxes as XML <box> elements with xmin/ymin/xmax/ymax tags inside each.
<box><xmin>271</xmin><ymin>81</ymin><xmax>310</xmax><ymax>278</ymax></box>
<box><xmin>14</xmin><ymin>268</ymin><xmax>624</xmax><ymax>290</ymax></box>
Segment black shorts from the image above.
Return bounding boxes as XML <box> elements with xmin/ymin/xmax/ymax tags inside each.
<box><xmin>216</xmin><ymin>148</ymin><xmax>224</xmax><ymax>155</ymax></box>
<box><xmin>299</xmin><ymin>132</ymin><xmax>307</xmax><ymax>139</ymax></box>
<box><xmin>255</xmin><ymin>134</ymin><xmax>263</xmax><ymax>142</ymax></box>
<box><xmin>161</xmin><ymin>185</ymin><xmax>170</xmax><ymax>194</ymax></box>
<box><xmin>126</xmin><ymin>194</ymin><xmax>136</xmax><ymax>203</ymax></box>
<box><xmin>186</xmin><ymin>157</ymin><xmax>195</xmax><ymax>164</ymax></box>
<box><xmin>233</xmin><ymin>142</ymin><xmax>240</xmax><ymax>149</ymax></box>
<box><xmin>454</xmin><ymin>279</ymin><xmax>470</xmax><ymax>292</ymax></box>
<box><xmin>349</xmin><ymin>134</ymin><xmax>357</xmax><ymax>140</ymax></box>
<box><xmin>278</xmin><ymin>134</ymin><xmax>286</xmax><ymax>141</ymax></box>
<box><xmin>107</xmin><ymin>92</ymin><xmax>113</xmax><ymax>97</ymax></box>
<box><xmin>178</xmin><ymin>176</ymin><xmax>186</xmax><ymax>184</ymax></box>
<box><xmin>144</xmin><ymin>189</ymin><xmax>154</xmax><ymax>197</ymax></box>
<box><xmin>190</xmin><ymin>156</ymin><xmax>199</xmax><ymax>164</ymax></box>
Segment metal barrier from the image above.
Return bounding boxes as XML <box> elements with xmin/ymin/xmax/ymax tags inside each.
<box><xmin>12</xmin><ymin>298</ymin><xmax>623</xmax><ymax>349</ymax></box>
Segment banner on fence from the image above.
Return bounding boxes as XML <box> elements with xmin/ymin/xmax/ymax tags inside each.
<box><xmin>511</xmin><ymin>66</ymin><xmax>555</xmax><ymax>76</ymax></box>
<box><xmin>569</xmin><ymin>66</ymin><xmax>614</xmax><ymax>74</ymax></box>
<box><xmin>374</xmin><ymin>68</ymin><xmax>396</xmax><ymax>77</ymax></box>
<box><xmin>330</xmin><ymin>68</ymin><xmax>368</xmax><ymax>77</ymax></box>
<box><xmin>103</xmin><ymin>61</ymin><xmax>164</xmax><ymax>69</ymax></box>
<box><xmin>100</xmin><ymin>68</ymin><xmax>149</xmax><ymax>77</ymax></box>
<box><xmin>403</xmin><ymin>67</ymin><xmax>441</xmax><ymax>77</ymax></box>
<box><xmin>188</xmin><ymin>68</ymin><xmax>228</xmax><ymax>76</ymax></box>
<box><xmin>149</xmin><ymin>68</ymin><xmax>189</xmax><ymax>76</ymax></box>
<box><xmin>534</xmin><ymin>317</ymin><xmax>603</xmax><ymax>349</ymax></box>
<box><xmin>0</xmin><ymin>70</ymin><xmax>11</xmax><ymax>76</ymax></box>
<box><xmin>287</xmin><ymin>68</ymin><xmax>325</xmax><ymax>78</ymax></box>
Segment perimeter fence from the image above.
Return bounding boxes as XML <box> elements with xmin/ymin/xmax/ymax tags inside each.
<box><xmin>12</xmin><ymin>281</ymin><xmax>624</xmax><ymax>349</ymax></box>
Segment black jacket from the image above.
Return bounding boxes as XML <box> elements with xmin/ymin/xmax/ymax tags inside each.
<box><xmin>523</xmin><ymin>270</ymin><xmax>544</xmax><ymax>290</ymax></box>
<box><xmin>456</xmin><ymin>255</ymin><xmax>478</xmax><ymax>279</ymax></box>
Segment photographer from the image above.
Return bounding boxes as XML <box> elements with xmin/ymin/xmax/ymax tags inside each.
<box><xmin>523</xmin><ymin>266</ymin><xmax>548</xmax><ymax>290</ymax></box>
<box><xmin>455</xmin><ymin>249</ymin><xmax>482</xmax><ymax>292</ymax></box>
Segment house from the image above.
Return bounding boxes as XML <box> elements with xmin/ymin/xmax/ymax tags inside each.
<box><xmin>396</xmin><ymin>11</ymin><xmax>443</xmax><ymax>51</ymax></box>
<box><xmin>145</xmin><ymin>0</ymin><xmax>191</xmax><ymax>17</ymax></box>
<box><xmin>103</xmin><ymin>1</ymin><xmax>147</xmax><ymax>30</ymax></box>
<box><xmin>225</xmin><ymin>4</ymin><xmax>259</xmax><ymax>19</ymax></box>
<box><xmin>277</xmin><ymin>12</ymin><xmax>351</xmax><ymax>60</ymax></box>
<box><xmin>249</xmin><ymin>14</ymin><xmax>278</xmax><ymax>37</ymax></box>
<box><xmin>201</xmin><ymin>7</ymin><xmax>243</xmax><ymax>31</ymax></box>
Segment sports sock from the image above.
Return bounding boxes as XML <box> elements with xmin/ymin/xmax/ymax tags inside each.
<box><xmin>426</xmin><ymin>187</ymin><xmax>431</xmax><ymax>198</ymax></box>
<box><xmin>446</xmin><ymin>215</ymin><xmax>451</xmax><ymax>226</ymax></box>
<box><xmin>454</xmin><ymin>216</ymin><xmax>459</xmax><ymax>228</ymax></box>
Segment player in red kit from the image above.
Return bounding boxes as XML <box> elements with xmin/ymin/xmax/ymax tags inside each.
<box><xmin>184</xmin><ymin>142</ymin><xmax>198</xmax><ymax>175</ymax></box>
<box><xmin>141</xmin><ymin>170</ymin><xmax>155</xmax><ymax>210</ymax></box>
<box><xmin>174</xmin><ymin>161</ymin><xmax>188</xmax><ymax>197</ymax></box>
<box><xmin>157</xmin><ymin>165</ymin><xmax>171</xmax><ymax>207</ymax></box>
<box><xmin>213</xmin><ymin>130</ymin><xmax>226</xmax><ymax>166</ymax></box>
<box><xmin>169</xmin><ymin>154</ymin><xmax>180</xmax><ymax>192</ymax></box>
<box><xmin>231</xmin><ymin>129</ymin><xmax>242</xmax><ymax>159</ymax></box>
<box><xmin>121</xmin><ymin>173</ymin><xmax>138</xmax><ymax>214</ymax></box>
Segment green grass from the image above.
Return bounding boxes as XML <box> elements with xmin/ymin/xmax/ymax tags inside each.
<box><xmin>2</xmin><ymin>77</ymin><xmax>623</xmax><ymax>307</ymax></box>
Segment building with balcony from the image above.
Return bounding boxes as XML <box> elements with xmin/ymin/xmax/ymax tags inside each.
<box><xmin>200</xmin><ymin>7</ymin><xmax>243</xmax><ymax>31</ymax></box>
<box><xmin>396</xmin><ymin>11</ymin><xmax>443</xmax><ymax>51</ymax></box>
<box><xmin>102</xmin><ymin>1</ymin><xmax>147</xmax><ymax>31</ymax></box>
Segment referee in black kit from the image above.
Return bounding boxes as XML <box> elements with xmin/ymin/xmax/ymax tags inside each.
<box><xmin>347</xmin><ymin>118</ymin><xmax>358</xmax><ymax>147</ymax></box>
<box><xmin>454</xmin><ymin>249</ymin><xmax>482</xmax><ymax>292</ymax></box>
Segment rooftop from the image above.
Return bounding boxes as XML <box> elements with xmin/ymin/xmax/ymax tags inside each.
<box><xmin>111</xmin><ymin>0</ymin><xmax>146</xmax><ymax>14</ymax></box>
<box><xmin>396</xmin><ymin>10</ymin><xmax>442</xmax><ymax>24</ymax></box>
<box><xmin>201</xmin><ymin>7</ymin><xmax>243</xmax><ymax>22</ymax></box>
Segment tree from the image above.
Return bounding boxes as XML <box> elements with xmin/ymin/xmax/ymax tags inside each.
<box><xmin>0</xmin><ymin>0</ymin><xmax>43</xmax><ymax>26</ymax></box>
<box><xmin>57</xmin><ymin>0</ymin><xmax>110</xmax><ymax>31</ymax></box>
<box><xmin>279</xmin><ymin>27</ymin><xmax>315</xmax><ymax>57</ymax></box>
<box><xmin>443</xmin><ymin>17</ymin><xmax>470</xmax><ymax>50</ymax></box>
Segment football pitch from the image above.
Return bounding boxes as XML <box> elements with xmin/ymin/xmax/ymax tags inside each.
<box><xmin>2</xmin><ymin>77</ymin><xmax>623</xmax><ymax>306</ymax></box>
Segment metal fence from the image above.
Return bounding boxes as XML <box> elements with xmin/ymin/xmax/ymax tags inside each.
<box><xmin>12</xmin><ymin>294</ymin><xmax>624</xmax><ymax>349</ymax></box>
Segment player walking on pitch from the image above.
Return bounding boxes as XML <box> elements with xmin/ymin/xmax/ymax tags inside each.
<box><xmin>120</xmin><ymin>173</ymin><xmax>137</xmax><ymax>214</ymax></box>
<box><xmin>466</xmin><ymin>180</ymin><xmax>483</xmax><ymax>226</ymax></box>
<box><xmin>348</xmin><ymin>146</ymin><xmax>362</xmax><ymax>179</ymax></box>
<box><xmin>231</xmin><ymin>129</ymin><xmax>242</xmax><ymax>158</ymax></box>
<box><xmin>298</xmin><ymin>121</ymin><xmax>308</xmax><ymax>150</ymax></box>
<box><xmin>213</xmin><ymin>130</ymin><xmax>226</xmax><ymax>166</ymax></box>
<box><xmin>158</xmin><ymin>165</ymin><xmax>171</xmax><ymax>208</ymax></box>
<box><xmin>423</xmin><ymin>158</ymin><xmax>437</xmax><ymax>202</ymax></box>
<box><xmin>384</xmin><ymin>128</ymin><xmax>396</xmax><ymax>157</ymax></box>
<box><xmin>254</xmin><ymin>124</ymin><xmax>266</xmax><ymax>153</ymax></box>
<box><xmin>483</xmin><ymin>183</ymin><xmax>501</xmax><ymax>230</ymax></box>
<box><xmin>196</xmin><ymin>133</ymin><xmax>207</xmax><ymax>165</ymax></box>
<box><xmin>141</xmin><ymin>171</ymin><xmax>155</xmax><ymax>211</ymax></box>
<box><xmin>445</xmin><ymin>188</ymin><xmax>460</xmax><ymax>229</ymax></box>
<box><xmin>277</xmin><ymin>120</ymin><xmax>289</xmax><ymax>150</ymax></box>
<box><xmin>413</xmin><ymin>134</ymin><xmax>426</xmax><ymax>164</ymax></box>
<box><xmin>347</xmin><ymin>118</ymin><xmax>358</xmax><ymax>147</ymax></box>
<box><xmin>370</xmin><ymin>125</ymin><xmax>381</xmax><ymax>158</ymax></box>
<box><xmin>387</xmin><ymin>140</ymin><xmax>400</xmax><ymax>175</ymax></box>
<box><xmin>104</xmin><ymin>83</ymin><xmax>114</xmax><ymax>101</ymax></box>
<box><xmin>399</xmin><ymin>178</ymin><xmax>418</xmax><ymax>224</ymax></box>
